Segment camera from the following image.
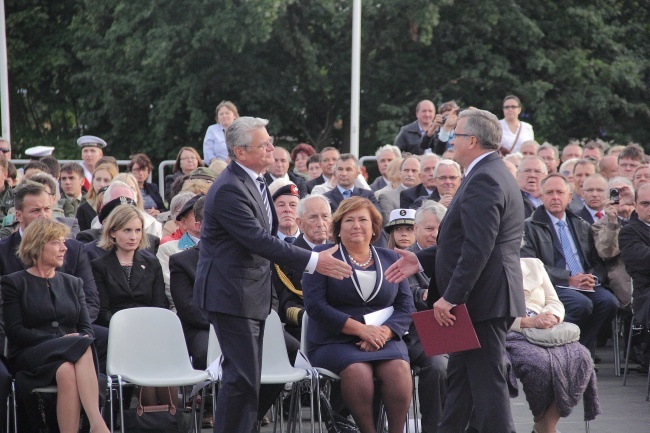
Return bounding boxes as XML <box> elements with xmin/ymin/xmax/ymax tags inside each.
<box><xmin>610</xmin><ymin>188</ymin><xmax>620</xmax><ymax>205</ymax></box>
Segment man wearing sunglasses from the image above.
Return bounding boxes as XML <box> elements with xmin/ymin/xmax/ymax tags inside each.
<box><xmin>0</xmin><ymin>137</ymin><xmax>10</xmax><ymax>160</ymax></box>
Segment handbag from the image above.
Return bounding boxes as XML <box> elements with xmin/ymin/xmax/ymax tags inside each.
<box><xmin>122</xmin><ymin>387</ymin><xmax>189</xmax><ymax>433</ymax></box>
<box><xmin>499</xmin><ymin>122</ymin><xmax>522</xmax><ymax>156</ymax></box>
<box><xmin>521</xmin><ymin>322</ymin><xmax>581</xmax><ymax>347</ymax></box>
<box><xmin>319</xmin><ymin>391</ymin><xmax>360</xmax><ymax>433</ymax></box>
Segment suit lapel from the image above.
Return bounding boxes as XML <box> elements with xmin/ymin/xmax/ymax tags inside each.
<box><xmin>233</xmin><ymin>163</ymin><xmax>272</xmax><ymax>229</ymax></box>
<box><xmin>106</xmin><ymin>251</ymin><xmax>132</xmax><ymax>294</ymax></box>
<box><xmin>129</xmin><ymin>252</ymin><xmax>146</xmax><ymax>291</ymax></box>
<box><xmin>11</xmin><ymin>233</ymin><xmax>26</xmax><ymax>271</ymax></box>
<box><xmin>339</xmin><ymin>244</ymin><xmax>384</xmax><ymax>303</ymax></box>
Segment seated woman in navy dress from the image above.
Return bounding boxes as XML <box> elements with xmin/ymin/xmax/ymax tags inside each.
<box><xmin>2</xmin><ymin>218</ymin><xmax>109</xmax><ymax>433</ymax></box>
<box><xmin>303</xmin><ymin>196</ymin><xmax>415</xmax><ymax>433</ymax></box>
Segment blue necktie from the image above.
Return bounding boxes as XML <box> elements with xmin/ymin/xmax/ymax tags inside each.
<box><xmin>556</xmin><ymin>220</ymin><xmax>584</xmax><ymax>275</ymax></box>
<box><xmin>342</xmin><ymin>190</ymin><xmax>352</xmax><ymax>199</ymax></box>
<box><xmin>284</xmin><ymin>236</ymin><xmax>296</xmax><ymax>244</ymax></box>
<box><xmin>256</xmin><ymin>176</ymin><xmax>272</xmax><ymax>227</ymax></box>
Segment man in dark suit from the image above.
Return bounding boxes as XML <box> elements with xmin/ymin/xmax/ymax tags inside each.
<box><xmin>323</xmin><ymin>153</ymin><xmax>380</xmax><ymax>214</ymax></box>
<box><xmin>194</xmin><ymin>117</ymin><xmax>351</xmax><ymax>433</ymax></box>
<box><xmin>264</xmin><ymin>146</ymin><xmax>308</xmax><ymax>198</ymax></box>
<box><xmin>577</xmin><ymin>174</ymin><xmax>607</xmax><ymax>224</ymax></box>
<box><xmin>569</xmin><ymin>158</ymin><xmax>598</xmax><ymax>213</ymax></box>
<box><xmin>386</xmin><ymin>109</ymin><xmax>525</xmax><ymax>432</ymax></box>
<box><xmin>305</xmin><ymin>147</ymin><xmax>340</xmax><ymax>193</ymax></box>
<box><xmin>517</xmin><ymin>155</ymin><xmax>547</xmax><ymax>218</ymax></box>
<box><xmin>0</xmin><ymin>182</ymin><xmax>108</xmax><ymax>370</ymax></box>
<box><xmin>521</xmin><ymin>174</ymin><xmax>618</xmax><ymax>354</ymax></box>
<box><xmin>394</xmin><ymin>100</ymin><xmax>436</xmax><ymax>155</ymax></box>
<box><xmin>399</xmin><ymin>155</ymin><xmax>441</xmax><ymax>209</ymax></box>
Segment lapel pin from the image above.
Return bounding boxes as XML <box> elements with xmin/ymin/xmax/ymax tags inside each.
<box><xmin>141</xmin><ymin>265</ymin><xmax>145</xmax><ymax>269</ymax></box>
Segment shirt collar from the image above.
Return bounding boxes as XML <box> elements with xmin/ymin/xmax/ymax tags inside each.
<box><xmin>546</xmin><ymin>210</ymin><xmax>566</xmax><ymax>226</ymax></box>
<box><xmin>337</xmin><ymin>185</ymin><xmax>355</xmax><ymax>195</ymax></box>
<box><xmin>278</xmin><ymin>228</ymin><xmax>300</xmax><ymax>240</ymax></box>
<box><xmin>464</xmin><ymin>151</ymin><xmax>495</xmax><ymax>177</ymax></box>
<box><xmin>235</xmin><ymin>161</ymin><xmax>262</xmax><ymax>182</ymax></box>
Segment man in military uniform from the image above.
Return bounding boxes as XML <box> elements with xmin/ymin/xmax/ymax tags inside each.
<box><xmin>0</xmin><ymin>153</ymin><xmax>14</xmax><ymax>219</ymax></box>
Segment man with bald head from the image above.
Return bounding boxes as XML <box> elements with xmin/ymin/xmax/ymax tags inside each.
<box><xmin>517</xmin><ymin>156</ymin><xmax>547</xmax><ymax>218</ymax></box>
<box><xmin>394</xmin><ymin>99</ymin><xmax>436</xmax><ymax>155</ymax></box>
<box><xmin>578</xmin><ymin>174</ymin><xmax>607</xmax><ymax>224</ymax></box>
<box><xmin>599</xmin><ymin>155</ymin><xmax>618</xmax><ymax>180</ymax></box>
<box><xmin>519</xmin><ymin>140</ymin><xmax>539</xmax><ymax>156</ymax></box>
<box><xmin>264</xmin><ymin>146</ymin><xmax>307</xmax><ymax>198</ymax></box>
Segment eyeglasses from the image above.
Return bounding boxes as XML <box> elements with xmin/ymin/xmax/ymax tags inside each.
<box><xmin>436</xmin><ymin>176</ymin><xmax>459</xmax><ymax>182</ymax></box>
<box><xmin>0</xmin><ymin>148</ymin><xmax>9</xmax><ymax>154</ymax></box>
<box><xmin>246</xmin><ymin>137</ymin><xmax>274</xmax><ymax>151</ymax></box>
<box><xmin>180</xmin><ymin>157</ymin><xmax>198</xmax><ymax>162</ymax></box>
<box><xmin>131</xmin><ymin>167</ymin><xmax>147</xmax><ymax>173</ymax></box>
<box><xmin>521</xmin><ymin>169</ymin><xmax>545</xmax><ymax>175</ymax></box>
<box><xmin>503</xmin><ymin>105</ymin><xmax>520</xmax><ymax>110</ymax></box>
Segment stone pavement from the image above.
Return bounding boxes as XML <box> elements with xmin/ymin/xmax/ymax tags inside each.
<box><xmin>249</xmin><ymin>340</ymin><xmax>649</xmax><ymax>433</ymax></box>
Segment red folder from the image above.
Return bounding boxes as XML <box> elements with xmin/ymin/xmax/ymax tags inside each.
<box><xmin>411</xmin><ymin>305</ymin><xmax>481</xmax><ymax>357</ymax></box>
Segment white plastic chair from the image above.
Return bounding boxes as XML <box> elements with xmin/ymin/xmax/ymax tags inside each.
<box><xmin>106</xmin><ymin>307</ymin><xmax>208</xmax><ymax>433</ymax></box>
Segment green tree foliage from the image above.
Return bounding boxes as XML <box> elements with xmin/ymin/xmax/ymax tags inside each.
<box><xmin>3</xmin><ymin>0</ymin><xmax>649</xmax><ymax>163</ymax></box>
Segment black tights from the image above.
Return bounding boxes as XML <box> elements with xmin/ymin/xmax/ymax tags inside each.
<box><xmin>338</xmin><ymin>360</ymin><xmax>412</xmax><ymax>433</ymax></box>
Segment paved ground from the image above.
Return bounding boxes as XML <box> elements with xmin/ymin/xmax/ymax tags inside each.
<box><xmin>245</xmin><ymin>340</ymin><xmax>649</xmax><ymax>433</ymax></box>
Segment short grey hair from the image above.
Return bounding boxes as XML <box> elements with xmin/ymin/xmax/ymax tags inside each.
<box><xmin>517</xmin><ymin>155</ymin><xmax>548</xmax><ymax>174</ymax></box>
<box><xmin>226</xmin><ymin>117</ymin><xmax>270</xmax><ymax>160</ymax></box>
<box><xmin>375</xmin><ymin>145</ymin><xmax>401</xmax><ymax>159</ymax></box>
<box><xmin>458</xmin><ymin>109</ymin><xmax>501</xmax><ymax>150</ymax></box>
<box><xmin>415</xmin><ymin>201</ymin><xmax>447</xmax><ymax>225</ymax></box>
<box><xmin>608</xmin><ymin>176</ymin><xmax>634</xmax><ymax>190</ymax></box>
<box><xmin>29</xmin><ymin>172</ymin><xmax>59</xmax><ymax>201</ymax></box>
<box><xmin>433</xmin><ymin>159</ymin><xmax>461</xmax><ymax>178</ymax></box>
<box><xmin>538</xmin><ymin>142</ymin><xmax>559</xmax><ymax>159</ymax></box>
<box><xmin>104</xmin><ymin>180</ymin><xmax>138</xmax><ymax>203</ymax></box>
<box><xmin>169</xmin><ymin>192</ymin><xmax>195</xmax><ymax>219</ymax></box>
<box><xmin>297</xmin><ymin>194</ymin><xmax>331</xmax><ymax>219</ymax></box>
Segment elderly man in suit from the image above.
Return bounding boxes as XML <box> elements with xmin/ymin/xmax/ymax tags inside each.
<box><xmin>264</xmin><ymin>146</ymin><xmax>308</xmax><ymax>198</ymax></box>
<box><xmin>578</xmin><ymin>174</ymin><xmax>607</xmax><ymax>224</ymax></box>
<box><xmin>386</xmin><ymin>108</ymin><xmax>526</xmax><ymax>432</ymax></box>
<box><xmin>394</xmin><ymin>100</ymin><xmax>437</xmax><ymax>155</ymax></box>
<box><xmin>517</xmin><ymin>155</ymin><xmax>547</xmax><ymax>218</ymax></box>
<box><xmin>410</xmin><ymin>158</ymin><xmax>462</xmax><ymax>210</ymax></box>
<box><xmin>323</xmin><ymin>153</ymin><xmax>380</xmax><ymax>214</ymax></box>
<box><xmin>400</xmin><ymin>154</ymin><xmax>440</xmax><ymax>209</ymax></box>
<box><xmin>194</xmin><ymin>117</ymin><xmax>351</xmax><ymax>433</ymax></box>
<box><xmin>521</xmin><ymin>173</ymin><xmax>618</xmax><ymax>354</ymax></box>
<box><xmin>369</xmin><ymin>145</ymin><xmax>401</xmax><ymax>192</ymax></box>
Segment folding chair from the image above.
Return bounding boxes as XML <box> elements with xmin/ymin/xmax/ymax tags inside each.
<box><xmin>106</xmin><ymin>307</ymin><xmax>208</xmax><ymax>433</ymax></box>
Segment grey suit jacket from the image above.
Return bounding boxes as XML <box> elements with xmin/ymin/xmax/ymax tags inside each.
<box><xmin>194</xmin><ymin>161</ymin><xmax>312</xmax><ymax>321</ymax></box>
<box><xmin>377</xmin><ymin>185</ymin><xmax>405</xmax><ymax>226</ymax></box>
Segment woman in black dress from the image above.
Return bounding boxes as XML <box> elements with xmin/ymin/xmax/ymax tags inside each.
<box><xmin>2</xmin><ymin>218</ymin><xmax>109</xmax><ymax>433</ymax></box>
<box><xmin>90</xmin><ymin>204</ymin><xmax>169</xmax><ymax>405</ymax></box>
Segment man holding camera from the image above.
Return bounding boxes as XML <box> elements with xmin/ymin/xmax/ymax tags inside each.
<box><xmin>591</xmin><ymin>176</ymin><xmax>635</xmax><ymax>308</ymax></box>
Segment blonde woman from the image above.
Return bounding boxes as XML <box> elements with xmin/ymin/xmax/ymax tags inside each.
<box><xmin>76</xmin><ymin>163</ymin><xmax>117</xmax><ymax>231</ymax></box>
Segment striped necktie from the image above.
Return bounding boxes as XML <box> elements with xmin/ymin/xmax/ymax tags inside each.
<box><xmin>556</xmin><ymin>220</ymin><xmax>585</xmax><ymax>275</ymax></box>
<box><xmin>257</xmin><ymin>176</ymin><xmax>272</xmax><ymax>227</ymax></box>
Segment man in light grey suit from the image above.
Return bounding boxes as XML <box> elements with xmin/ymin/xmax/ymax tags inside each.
<box><xmin>377</xmin><ymin>156</ymin><xmax>420</xmax><ymax>224</ymax></box>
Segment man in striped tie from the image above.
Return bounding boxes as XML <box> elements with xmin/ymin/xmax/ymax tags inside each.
<box><xmin>521</xmin><ymin>173</ymin><xmax>619</xmax><ymax>355</ymax></box>
<box><xmin>195</xmin><ymin>117</ymin><xmax>352</xmax><ymax>433</ymax></box>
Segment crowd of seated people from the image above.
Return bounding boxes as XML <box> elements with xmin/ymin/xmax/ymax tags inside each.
<box><xmin>0</xmin><ymin>97</ymin><xmax>648</xmax><ymax>433</ymax></box>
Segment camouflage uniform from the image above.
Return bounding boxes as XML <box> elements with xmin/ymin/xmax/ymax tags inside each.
<box><xmin>0</xmin><ymin>181</ymin><xmax>14</xmax><ymax>220</ymax></box>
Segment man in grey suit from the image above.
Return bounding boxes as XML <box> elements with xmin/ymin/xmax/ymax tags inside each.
<box><xmin>386</xmin><ymin>109</ymin><xmax>525</xmax><ymax>432</ymax></box>
<box><xmin>194</xmin><ymin>117</ymin><xmax>351</xmax><ymax>433</ymax></box>
<box><xmin>369</xmin><ymin>145</ymin><xmax>401</xmax><ymax>191</ymax></box>
<box><xmin>377</xmin><ymin>156</ymin><xmax>420</xmax><ymax>224</ymax></box>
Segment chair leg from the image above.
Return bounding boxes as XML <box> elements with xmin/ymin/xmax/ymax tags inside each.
<box><xmin>106</xmin><ymin>376</ymin><xmax>114</xmax><ymax>433</ymax></box>
<box><xmin>117</xmin><ymin>376</ymin><xmax>125</xmax><ymax>433</ymax></box>
<box><xmin>411</xmin><ymin>372</ymin><xmax>420</xmax><ymax>433</ymax></box>
<box><xmin>613</xmin><ymin>314</ymin><xmax>621</xmax><ymax>376</ymax></box>
<box><xmin>623</xmin><ymin>318</ymin><xmax>636</xmax><ymax>385</ymax></box>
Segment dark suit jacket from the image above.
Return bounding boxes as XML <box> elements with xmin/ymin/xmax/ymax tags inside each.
<box><xmin>521</xmin><ymin>205</ymin><xmax>607</xmax><ymax>287</ymax></box>
<box><xmin>170</xmin><ymin>245</ymin><xmax>210</xmax><ymax>340</ymax></box>
<box><xmin>142</xmin><ymin>182</ymin><xmax>167</xmax><ymax>212</ymax></box>
<box><xmin>394</xmin><ymin>121</ymin><xmax>425</xmax><ymax>155</ymax></box>
<box><xmin>404</xmin><ymin>243</ymin><xmax>436</xmax><ymax>358</ymax></box>
<box><xmin>619</xmin><ymin>212</ymin><xmax>650</xmax><ymax>328</ymax></box>
<box><xmin>91</xmin><ymin>250</ymin><xmax>168</xmax><ymax>327</ymax></box>
<box><xmin>409</xmin><ymin>188</ymin><xmax>442</xmax><ymax>210</ymax></box>
<box><xmin>323</xmin><ymin>187</ymin><xmax>380</xmax><ymax>214</ymax></box>
<box><xmin>194</xmin><ymin>161</ymin><xmax>312</xmax><ymax>321</ymax></box>
<box><xmin>521</xmin><ymin>190</ymin><xmax>537</xmax><ymax>219</ymax></box>
<box><xmin>400</xmin><ymin>184</ymin><xmax>431</xmax><ymax>209</ymax></box>
<box><xmin>305</xmin><ymin>174</ymin><xmax>327</xmax><ymax>194</ymax></box>
<box><xmin>577</xmin><ymin>206</ymin><xmax>596</xmax><ymax>225</ymax></box>
<box><xmin>272</xmin><ymin>234</ymin><xmax>311</xmax><ymax>334</ymax></box>
<box><xmin>264</xmin><ymin>172</ymin><xmax>308</xmax><ymax>199</ymax></box>
<box><xmin>0</xmin><ymin>231</ymin><xmax>100</xmax><ymax>323</ymax></box>
<box><xmin>56</xmin><ymin>216</ymin><xmax>80</xmax><ymax>239</ymax></box>
<box><xmin>303</xmin><ymin>244</ymin><xmax>415</xmax><ymax>350</ymax></box>
<box><xmin>568</xmin><ymin>191</ymin><xmax>584</xmax><ymax>214</ymax></box>
<box><xmin>416</xmin><ymin>152</ymin><xmax>526</xmax><ymax>322</ymax></box>
<box><xmin>75</xmin><ymin>200</ymin><xmax>97</xmax><ymax>232</ymax></box>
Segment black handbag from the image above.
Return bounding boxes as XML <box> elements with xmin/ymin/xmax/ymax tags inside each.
<box><xmin>319</xmin><ymin>391</ymin><xmax>360</xmax><ymax>433</ymax></box>
<box><xmin>122</xmin><ymin>387</ymin><xmax>189</xmax><ymax>433</ymax></box>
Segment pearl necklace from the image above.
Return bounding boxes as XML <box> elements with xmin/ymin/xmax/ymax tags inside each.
<box><xmin>349</xmin><ymin>248</ymin><xmax>373</xmax><ymax>268</ymax></box>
